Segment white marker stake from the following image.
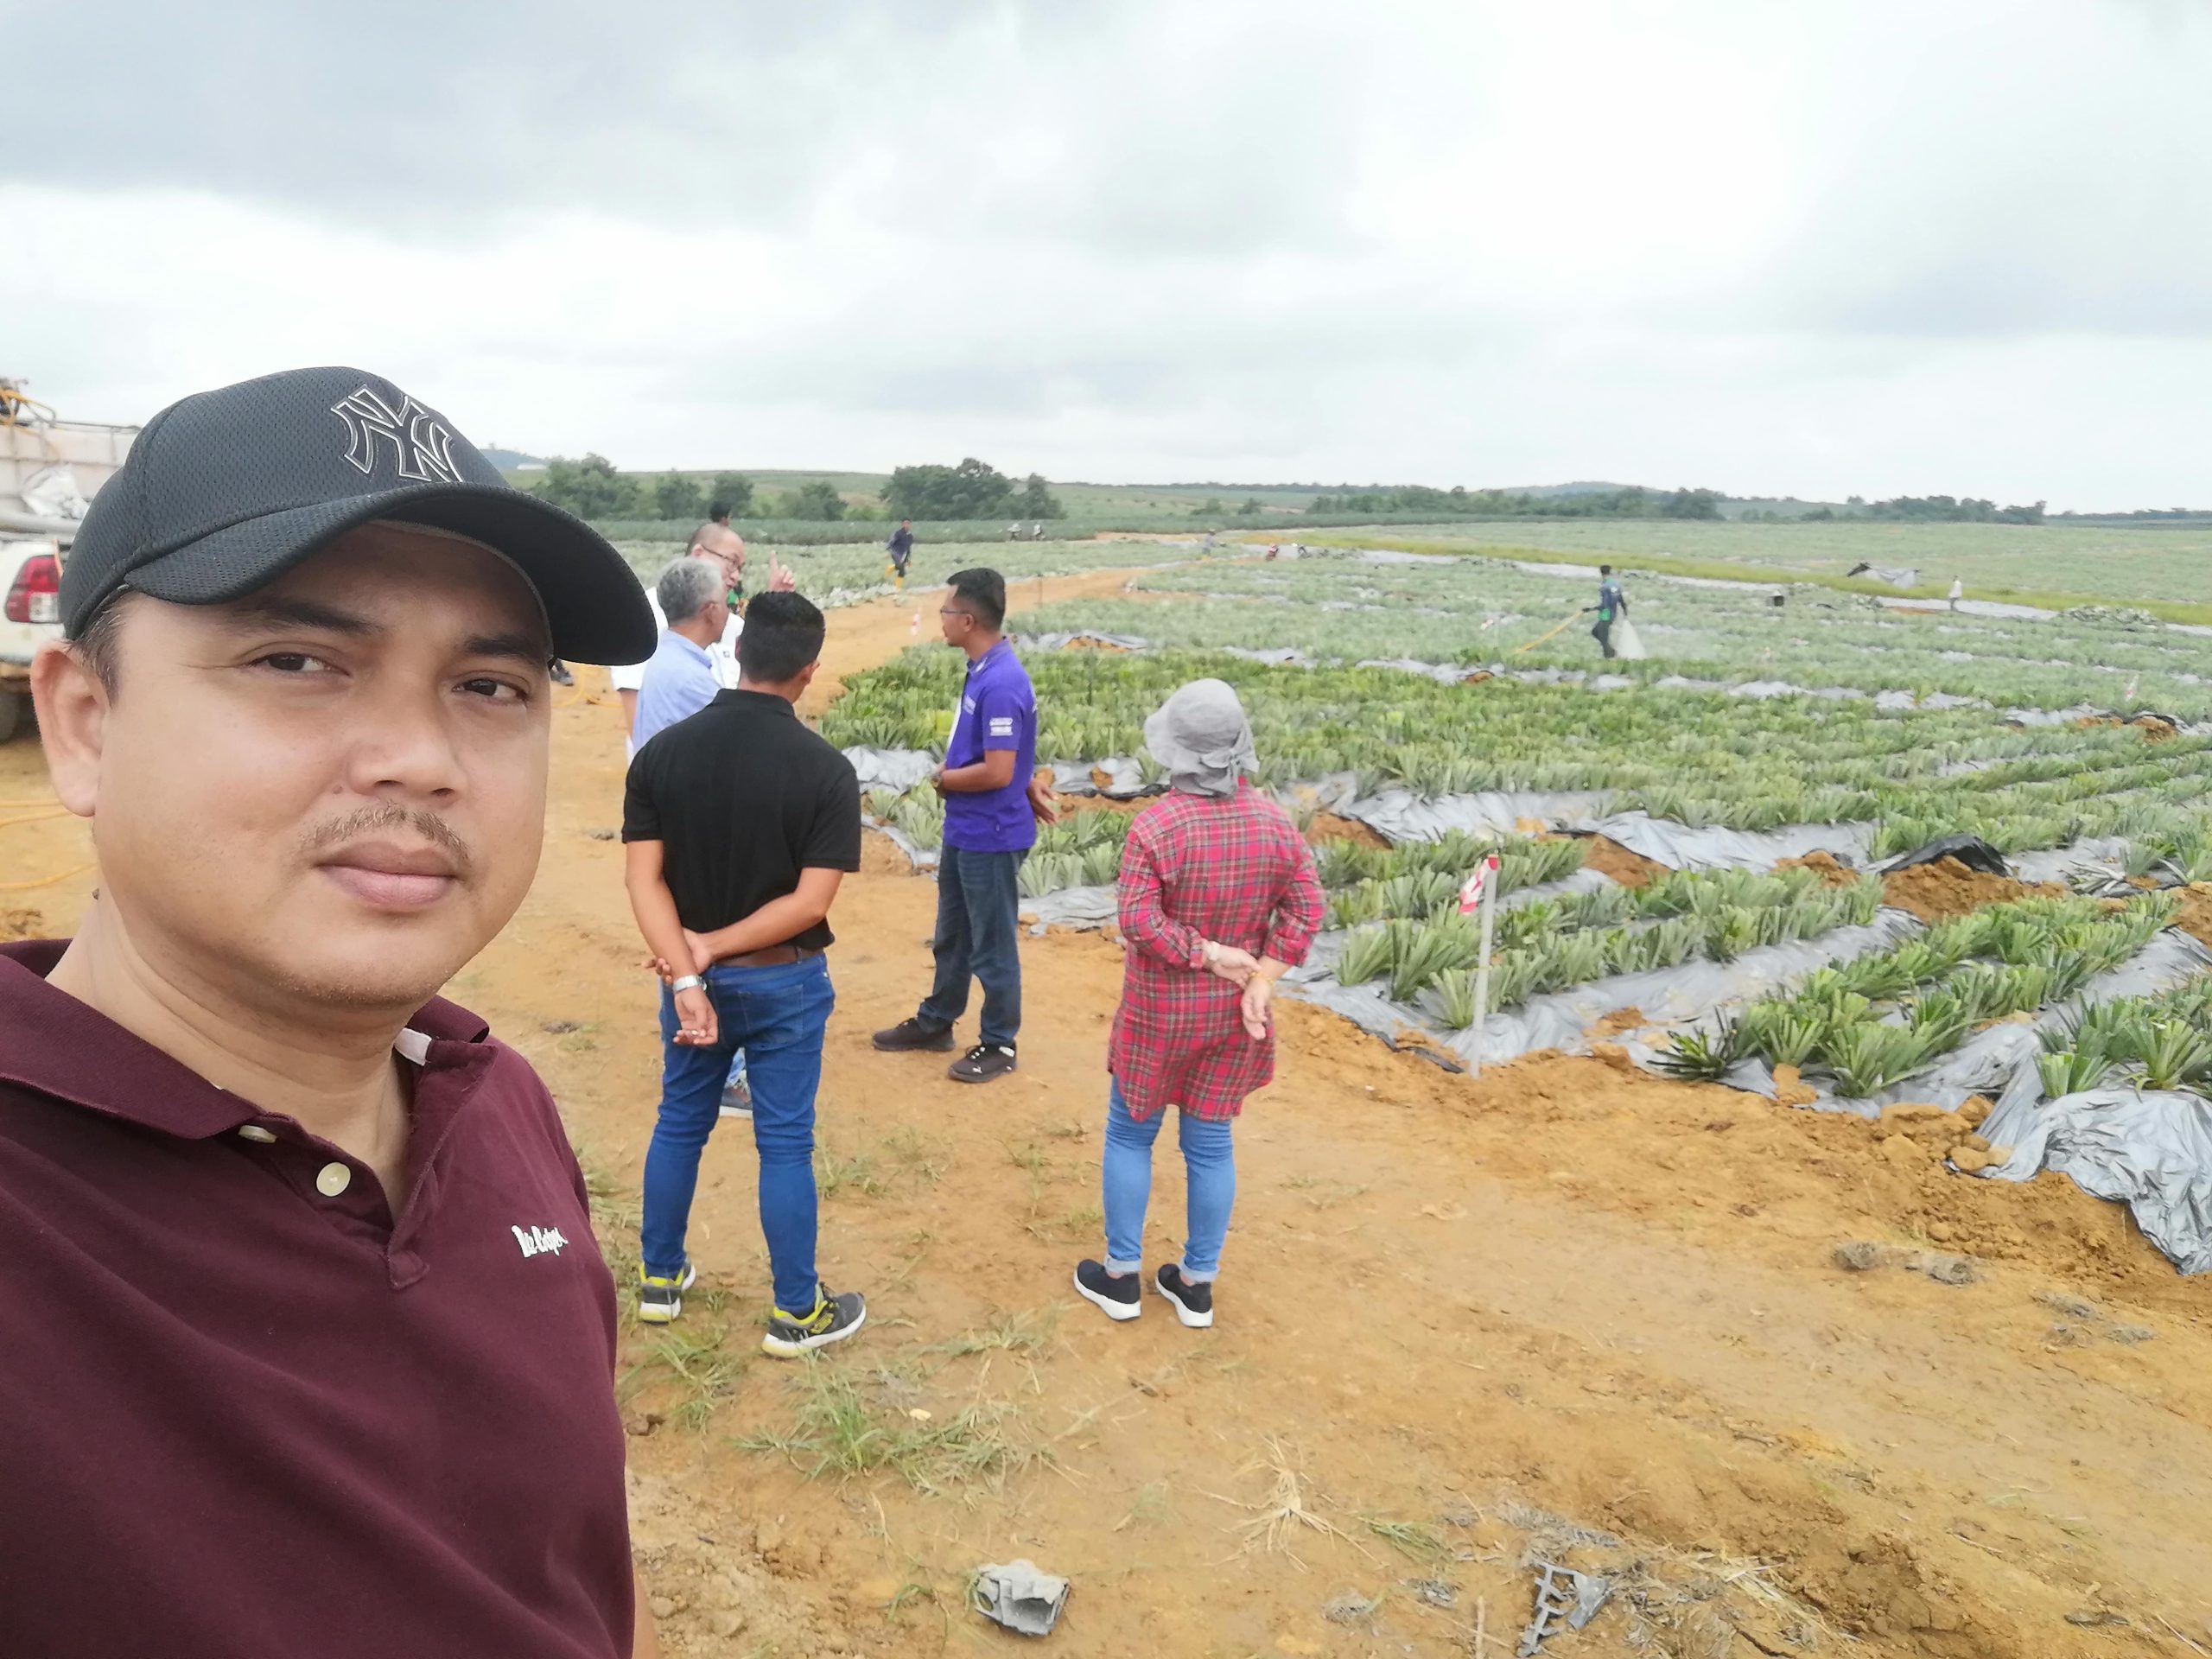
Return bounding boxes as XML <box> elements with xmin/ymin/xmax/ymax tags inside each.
<box><xmin>1461</xmin><ymin>854</ymin><xmax>1501</xmax><ymax>1079</ymax></box>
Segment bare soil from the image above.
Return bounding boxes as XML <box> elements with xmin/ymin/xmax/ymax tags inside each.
<box><xmin>1307</xmin><ymin>810</ymin><xmax>1389</xmax><ymax>849</ymax></box>
<box><xmin>1775</xmin><ymin>849</ymin><xmax>1860</xmax><ymax>887</ymax></box>
<box><xmin>1883</xmin><ymin>858</ymin><xmax>2062</xmax><ymax>923</ymax></box>
<box><xmin>1579</xmin><ymin>833</ymin><xmax>1665</xmax><ymax>888</ymax></box>
<box><xmin>6</xmin><ymin>586</ymin><xmax>2212</xmax><ymax>1657</ymax></box>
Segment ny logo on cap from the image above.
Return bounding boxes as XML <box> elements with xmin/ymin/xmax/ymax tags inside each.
<box><xmin>330</xmin><ymin>385</ymin><xmax>464</xmax><ymax>485</ymax></box>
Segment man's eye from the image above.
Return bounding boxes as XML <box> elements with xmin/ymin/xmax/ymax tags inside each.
<box><xmin>256</xmin><ymin>652</ymin><xmax>332</xmax><ymax>674</ymax></box>
<box><xmin>461</xmin><ymin>677</ymin><xmax>528</xmax><ymax>702</ymax></box>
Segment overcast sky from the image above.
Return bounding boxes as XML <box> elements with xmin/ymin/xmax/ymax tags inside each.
<box><xmin>8</xmin><ymin>0</ymin><xmax>2209</xmax><ymax>507</ymax></box>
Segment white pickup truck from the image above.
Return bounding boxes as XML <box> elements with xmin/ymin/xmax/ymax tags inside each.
<box><xmin>1</xmin><ymin>382</ymin><xmax>138</xmax><ymax>741</ymax></box>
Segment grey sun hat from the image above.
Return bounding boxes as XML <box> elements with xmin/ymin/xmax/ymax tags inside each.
<box><xmin>1143</xmin><ymin>678</ymin><xmax>1257</xmax><ymax>798</ymax></box>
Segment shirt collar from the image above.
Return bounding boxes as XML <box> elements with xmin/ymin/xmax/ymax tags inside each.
<box><xmin>967</xmin><ymin>639</ymin><xmax>1012</xmax><ymax>677</ymax></box>
<box><xmin>0</xmin><ymin>938</ymin><xmax>494</xmax><ymax>1140</ymax></box>
<box><xmin>710</xmin><ymin>688</ymin><xmax>797</xmax><ymax>718</ymax></box>
<box><xmin>658</xmin><ymin>629</ymin><xmax>714</xmax><ymax>668</ymax></box>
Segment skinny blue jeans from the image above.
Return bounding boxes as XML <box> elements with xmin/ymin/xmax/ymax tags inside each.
<box><xmin>642</xmin><ymin>956</ymin><xmax>833</xmax><ymax>1315</ymax></box>
<box><xmin>1101</xmin><ymin>1077</ymin><xmax>1237</xmax><ymax>1282</ymax></box>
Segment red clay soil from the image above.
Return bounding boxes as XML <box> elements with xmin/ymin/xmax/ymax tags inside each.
<box><xmin>1307</xmin><ymin>810</ymin><xmax>1389</xmax><ymax>849</ymax></box>
<box><xmin>1883</xmin><ymin>858</ymin><xmax>2060</xmax><ymax>922</ymax></box>
<box><xmin>2169</xmin><ymin>887</ymin><xmax>2212</xmax><ymax>950</ymax></box>
<box><xmin>1776</xmin><ymin>849</ymin><xmax>1862</xmax><ymax>887</ymax></box>
<box><xmin>1579</xmin><ymin>833</ymin><xmax>1664</xmax><ymax>887</ymax></box>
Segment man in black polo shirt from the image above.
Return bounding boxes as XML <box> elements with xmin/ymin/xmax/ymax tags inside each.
<box><xmin>2</xmin><ymin>367</ymin><xmax>661</xmax><ymax>1659</ymax></box>
<box><xmin>622</xmin><ymin>590</ymin><xmax>868</xmax><ymax>1355</ymax></box>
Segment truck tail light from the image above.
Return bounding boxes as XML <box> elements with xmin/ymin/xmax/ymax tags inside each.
<box><xmin>4</xmin><ymin>552</ymin><xmax>60</xmax><ymax>625</ymax></box>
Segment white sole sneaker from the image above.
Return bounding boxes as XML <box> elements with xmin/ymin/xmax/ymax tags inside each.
<box><xmin>637</xmin><ymin>1262</ymin><xmax>698</xmax><ymax>1325</ymax></box>
<box><xmin>1073</xmin><ymin>1268</ymin><xmax>1142</xmax><ymax>1322</ymax></box>
<box><xmin>1156</xmin><ymin>1271</ymin><xmax>1214</xmax><ymax>1329</ymax></box>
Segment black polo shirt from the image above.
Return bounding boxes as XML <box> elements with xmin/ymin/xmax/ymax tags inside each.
<box><xmin>0</xmin><ymin>939</ymin><xmax>633</xmax><ymax>1659</ymax></box>
<box><xmin>621</xmin><ymin>688</ymin><xmax>862</xmax><ymax>950</ymax></box>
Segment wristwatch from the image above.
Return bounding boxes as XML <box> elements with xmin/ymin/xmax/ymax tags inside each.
<box><xmin>671</xmin><ymin>974</ymin><xmax>705</xmax><ymax>994</ymax></box>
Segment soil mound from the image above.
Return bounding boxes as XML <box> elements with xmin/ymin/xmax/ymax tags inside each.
<box><xmin>1777</xmin><ymin>849</ymin><xmax>1860</xmax><ymax>886</ymax></box>
<box><xmin>1883</xmin><ymin>858</ymin><xmax>2055</xmax><ymax>922</ymax></box>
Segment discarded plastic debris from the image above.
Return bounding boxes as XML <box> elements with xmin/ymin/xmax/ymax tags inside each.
<box><xmin>1878</xmin><ymin>833</ymin><xmax>2009</xmax><ymax>877</ymax></box>
<box><xmin>1516</xmin><ymin>1562</ymin><xmax>1611</xmax><ymax>1656</ymax></box>
<box><xmin>971</xmin><ymin>1560</ymin><xmax>1070</xmax><ymax>1637</ymax></box>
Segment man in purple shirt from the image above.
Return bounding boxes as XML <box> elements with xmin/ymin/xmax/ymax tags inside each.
<box><xmin>874</xmin><ymin>567</ymin><xmax>1054</xmax><ymax>1083</ymax></box>
<box><xmin>1</xmin><ymin>367</ymin><xmax>661</xmax><ymax>1659</ymax></box>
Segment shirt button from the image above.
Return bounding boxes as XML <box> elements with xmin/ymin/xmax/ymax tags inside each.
<box><xmin>315</xmin><ymin>1162</ymin><xmax>353</xmax><ymax>1198</ymax></box>
<box><xmin>236</xmin><ymin>1125</ymin><xmax>277</xmax><ymax>1144</ymax></box>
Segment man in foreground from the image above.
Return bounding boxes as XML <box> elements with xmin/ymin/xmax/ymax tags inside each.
<box><xmin>873</xmin><ymin>567</ymin><xmax>1053</xmax><ymax>1084</ymax></box>
<box><xmin>4</xmin><ymin>366</ymin><xmax>660</xmax><ymax>1658</ymax></box>
<box><xmin>623</xmin><ymin>591</ymin><xmax>868</xmax><ymax>1353</ymax></box>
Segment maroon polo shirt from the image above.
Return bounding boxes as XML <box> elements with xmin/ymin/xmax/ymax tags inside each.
<box><xmin>0</xmin><ymin>939</ymin><xmax>634</xmax><ymax>1659</ymax></box>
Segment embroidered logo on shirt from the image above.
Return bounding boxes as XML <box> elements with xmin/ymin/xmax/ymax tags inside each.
<box><xmin>511</xmin><ymin>1224</ymin><xmax>570</xmax><ymax>1259</ymax></box>
<box><xmin>988</xmin><ymin>716</ymin><xmax>1014</xmax><ymax>736</ymax></box>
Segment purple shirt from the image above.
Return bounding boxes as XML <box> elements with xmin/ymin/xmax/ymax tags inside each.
<box><xmin>0</xmin><ymin>939</ymin><xmax>634</xmax><ymax>1659</ymax></box>
<box><xmin>942</xmin><ymin>639</ymin><xmax>1039</xmax><ymax>854</ymax></box>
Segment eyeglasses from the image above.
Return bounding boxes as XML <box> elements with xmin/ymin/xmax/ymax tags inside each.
<box><xmin>938</xmin><ymin>607</ymin><xmax>974</xmax><ymax>620</ymax></box>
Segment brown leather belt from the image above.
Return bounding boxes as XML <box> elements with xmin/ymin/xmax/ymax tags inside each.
<box><xmin>720</xmin><ymin>944</ymin><xmax>824</xmax><ymax>968</ymax></box>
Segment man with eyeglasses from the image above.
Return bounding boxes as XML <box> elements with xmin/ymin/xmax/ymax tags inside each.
<box><xmin>872</xmin><ymin>567</ymin><xmax>1054</xmax><ymax>1084</ymax></box>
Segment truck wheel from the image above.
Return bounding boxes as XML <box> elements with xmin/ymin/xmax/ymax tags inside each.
<box><xmin>0</xmin><ymin>691</ymin><xmax>23</xmax><ymax>743</ymax></box>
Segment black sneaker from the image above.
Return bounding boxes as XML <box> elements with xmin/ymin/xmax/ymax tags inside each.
<box><xmin>1156</xmin><ymin>1264</ymin><xmax>1215</xmax><ymax>1329</ymax></box>
<box><xmin>871</xmin><ymin>1017</ymin><xmax>956</xmax><ymax>1052</ymax></box>
<box><xmin>762</xmin><ymin>1287</ymin><xmax>868</xmax><ymax>1358</ymax></box>
<box><xmin>637</xmin><ymin>1261</ymin><xmax>697</xmax><ymax>1325</ymax></box>
<box><xmin>949</xmin><ymin>1043</ymin><xmax>1017</xmax><ymax>1084</ymax></box>
<box><xmin>1073</xmin><ymin>1260</ymin><xmax>1142</xmax><ymax>1322</ymax></box>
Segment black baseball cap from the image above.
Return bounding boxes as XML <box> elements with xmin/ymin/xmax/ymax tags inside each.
<box><xmin>60</xmin><ymin>365</ymin><xmax>655</xmax><ymax>665</ymax></box>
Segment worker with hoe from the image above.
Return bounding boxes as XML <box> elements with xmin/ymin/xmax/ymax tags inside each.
<box><xmin>3</xmin><ymin>367</ymin><xmax>664</xmax><ymax>1658</ymax></box>
<box><xmin>622</xmin><ymin>589</ymin><xmax>869</xmax><ymax>1354</ymax></box>
<box><xmin>1073</xmin><ymin>679</ymin><xmax>1324</xmax><ymax>1328</ymax></box>
<box><xmin>1585</xmin><ymin>563</ymin><xmax>1629</xmax><ymax>658</ymax></box>
<box><xmin>874</xmin><ymin>566</ymin><xmax>1055</xmax><ymax>1083</ymax></box>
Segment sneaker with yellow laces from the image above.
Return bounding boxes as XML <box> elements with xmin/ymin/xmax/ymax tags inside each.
<box><xmin>636</xmin><ymin>1262</ymin><xmax>696</xmax><ymax>1325</ymax></box>
<box><xmin>761</xmin><ymin>1286</ymin><xmax>868</xmax><ymax>1357</ymax></box>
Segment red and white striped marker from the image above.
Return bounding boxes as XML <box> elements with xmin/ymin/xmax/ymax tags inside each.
<box><xmin>1459</xmin><ymin>854</ymin><xmax>1499</xmax><ymax>914</ymax></box>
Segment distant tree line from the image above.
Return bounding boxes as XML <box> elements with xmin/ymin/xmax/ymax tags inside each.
<box><xmin>1305</xmin><ymin>484</ymin><xmax>1724</xmax><ymax>520</ymax></box>
<box><xmin>527</xmin><ymin>453</ymin><xmax>1062</xmax><ymax>524</ymax></box>
<box><xmin>1797</xmin><ymin>494</ymin><xmax>2046</xmax><ymax>524</ymax></box>
<box><xmin>885</xmin><ymin>457</ymin><xmax>1061</xmax><ymax>521</ymax></box>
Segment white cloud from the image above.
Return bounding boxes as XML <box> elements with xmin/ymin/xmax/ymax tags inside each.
<box><xmin>7</xmin><ymin>0</ymin><xmax>2212</xmax><ymax>507</ymax></box>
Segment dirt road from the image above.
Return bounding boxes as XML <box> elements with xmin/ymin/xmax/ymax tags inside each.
<box><xmin>7</xmin><ymin>575</ymin><xmax>2210</xmax><ymax>1658</ymax></box>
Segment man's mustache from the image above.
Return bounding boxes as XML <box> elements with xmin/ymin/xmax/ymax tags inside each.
<box><xmin>302</xmin><ymin>804</ymin><xmax>474</xmax><ymax>877</ymax></box>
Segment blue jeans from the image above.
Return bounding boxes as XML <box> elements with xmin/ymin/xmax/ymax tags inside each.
<box><xmin>918</xmin><ymin>843</ymin><xmax>1027</xmax><ymax>1048</ymax></box>
<box><xmin>642</xmin><ymin>956</ymin><xmax>833</xmax><ymax>1314</ymax></box>
<box><xmin>1101</xmin><ymin>1078</ymin><xmax>1236</xmax><ymax>1282</ymax></box>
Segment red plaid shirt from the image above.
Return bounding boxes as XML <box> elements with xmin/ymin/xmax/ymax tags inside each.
<box><xmin>1109</xmin><ymin>785</ymin><xmax>1325</xmax><ymax>1122</ymax></box>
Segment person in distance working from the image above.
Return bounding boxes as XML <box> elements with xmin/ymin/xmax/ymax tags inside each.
<box><xmin>1074</xmin><ymin>679</ymin><xmax>1323</xmax><ymax>1330</ymax></box>
<box><xmin>887</xmin><ymin>517</ymin><xmax>916</xmax><ymax>588</ymax></box>
<box><xmin>622</xmin><ymin>590</ymin><xmax>868</xmax><ymax>1356</ymax></box>
<box><xmin>628</xmin><ymin>556</ymin><xmax>758</xmax><ymax>1119</ymax></box>
<box><xmin>4</xmin><ymin>366</ymin><xmax>664</xmax><ymax>1659</ymax></box>
<box><xmin>873</xmin><ymin>566</ymin><xmax>1056</xmax><ymax>1084</ymax></box>
<box><xmin>1583</xmin><ymin>563</ymin><xmax>1629</xmax><ymax>658</ymax></box>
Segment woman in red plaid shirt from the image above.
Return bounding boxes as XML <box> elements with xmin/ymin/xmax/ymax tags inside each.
<box><xmin>1074</xmin><ymin>680</ymin><xmax>1325</xmax><ymax>1329</ymax></box>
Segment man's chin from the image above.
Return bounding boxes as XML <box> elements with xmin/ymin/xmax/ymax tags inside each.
<box><xmin>264</xmin><ymin>923</ymin><xmax>486</xmax><ymax>1015</ymax></box>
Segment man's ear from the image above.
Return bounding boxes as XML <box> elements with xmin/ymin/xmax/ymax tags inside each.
<box><xmin>29</xmin><ymin>640</ymin><xmax>108</xmax><ymax>819</ymax></box>
<box><xmin>796</xmin><ymin>660</ymin><xmax>821</xmax><ymax>694</ymax></box>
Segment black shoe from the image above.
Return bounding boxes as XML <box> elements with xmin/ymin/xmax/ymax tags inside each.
<box><xmin>948</xmin><ymin>1043</ymin><xmax>1017</xmax><ymax>1084</ymax></box>
<box><xmin>1156</xmin><ymin>1264</ymin><xmax>1215</xmax><ymax>1329</ymax></box>
<box><xmin>872</xmin><ymin>1017</ymin><xmax>955</xmax><ymax>1052</ymax></box>
<box><xmin>761</xmin><ymin>1287</ymin><xmax>868</xmax><ymax>1358</ymax></box>
<box><xmin>1073</xmin><ymin>1260</ymin><xmax>1142</xmax><ymax>1322</ymax></box>
<box><xmin>550</xmin><ymin>661</ymin><xmax>575</xmax><ymax>686</ymax></box>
